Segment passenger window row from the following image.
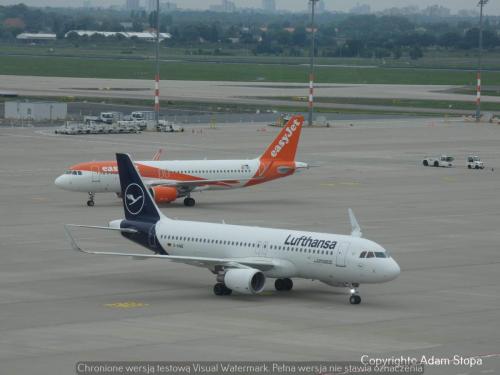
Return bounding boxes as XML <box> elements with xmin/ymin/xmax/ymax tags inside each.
<box><xmin>159</xmin><ymin>234</ymin><xmax>335</xmax><ymax>256</ymax></box>
<box><xmin>169</xmin><ymin>169</ymin><xmax>248</xmax><ymax>174</ymax></box>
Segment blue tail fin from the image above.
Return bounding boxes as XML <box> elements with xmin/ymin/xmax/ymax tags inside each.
<box><xmin>116</xmin><ymin>153</ymin><xmax>162</xmax><ymax>223</ymax></box>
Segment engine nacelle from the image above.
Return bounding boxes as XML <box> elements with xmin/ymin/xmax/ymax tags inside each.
<box><xmin>150</xmin><ymin>186</ymin><xmax>178</xmax><ymax>203</ymax></box>
<box><xmin>224</xmin><ymin>269</ymin><xmax>266</xmax><ymax>294</ymax></box>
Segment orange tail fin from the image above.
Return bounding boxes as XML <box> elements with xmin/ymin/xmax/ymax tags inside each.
<box><xmin>260</xmin><ymin>115</ymin><xmax>304</xmax><ymax>162</ymax></box>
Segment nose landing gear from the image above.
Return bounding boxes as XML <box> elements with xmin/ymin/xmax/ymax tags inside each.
<box><xmin>348</xmin><ymin>283</ymin><xmax>361</xmax><ymax>305</ymax></box>
<box><xmin>87</xmin><ymin>192</ymin><xmax>95</xmax><ymax>207</ymax></box>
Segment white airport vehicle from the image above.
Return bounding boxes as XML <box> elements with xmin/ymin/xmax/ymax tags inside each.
<box><xmin>467</xmin><ymin>155</ymin><xmax>485</xmax><ymax>169</ymax></box>
<box><xmin>55</xmin><ymin>115</ymin><xmax>308</xmax><ymax>207</ymax></box>
<box><xmin>422</xmin><ymin>155</ymin><xmax>454</xmax><ymax>168</ymax></box>
<box><xmin>157</xmin><ymin>120</ymin><xmax>184</xmax><ymax>132</ymax></box>
<box><xmin>84</xmin><ymin>112</ymin><xmax>123</xmax><ymax>125</ymax></box>
<box><xmin>130</xmin><ymin>111</ymin><xmax>155</xmax><ymax>121</ymax></box>
<box><xmin>65</xmin><ymin>153</ymin><xmax>400</xmax><ymax>304</ymax></box>
<box><xmin>100</xmin><ymin>112</ymin><xmax>123</xmax><ymax>124</ymax></box>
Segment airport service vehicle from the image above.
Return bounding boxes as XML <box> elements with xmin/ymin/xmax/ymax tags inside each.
<box><xmin>65</xmin><ymin>153</ymin><xmax>400</xmax><ymax>304</ymax></box>
<box><xmin>84</xmin><ymin>112</ymin><xmax>123</xmax><ymax>125</ymax></box>
<box><xmin>157</xmin><ymin>120</ymin><xmax>184</xmax><ymax>133</ymax></box>
<box><xmin>55</xmin><ymin>115</ymin><xmax>308</xmax><ymax>207</ymax></box>
<box><xmin>55</xmin><ymin>121</ymin><xmax>140</xmax><ymax>135</ymax></box>
<box><xmin>422</xmin><ymin>155</ymin><xmax>454</xmax><ymax>168</ymax></box>
<box><xmin>467</xmin><ymin>155</ymin><xmax>485</xmax><ymax>169</ymax></box>
<box><xmin>130</xmin><ymin>111</ymin><xmax>155</xmax><ymax>121</ymax></box>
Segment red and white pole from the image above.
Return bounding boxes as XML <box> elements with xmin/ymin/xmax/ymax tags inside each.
<box><xmin>155</xmin><ymin>73</ymin><xmax>160</xmax><ymax>114</ymax></box>
<box><xmin>309</xmin><ymin>74</ymin><xmax>314</xmax><ymax>112</ymax></box>
<box><xmin>476</xmin><ymin>72</ymin><xmax>481</xmax><ymax>118</ymax></box>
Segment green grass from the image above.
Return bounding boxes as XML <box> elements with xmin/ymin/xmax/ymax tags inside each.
<box><xmin>2</xmin><ymin>54</ymin><xmax>500</xmax><ymax>85</ymax></box>
<box><xmin>268</xmin><ymin>96</ymin><xmax>500</xmax><ymax>112</ymax></box>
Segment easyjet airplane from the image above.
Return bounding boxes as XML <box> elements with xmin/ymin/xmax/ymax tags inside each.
<box><xmin>65</xmin><ymin>153</ymin><xmax>401</xmax><ymax>304</ymax></box>
<box><xmin>55</xmin><ymin>115</ymin><xmax>308</xmax><ymax>207</ymax></box>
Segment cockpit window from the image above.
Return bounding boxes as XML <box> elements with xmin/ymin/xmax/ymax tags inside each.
<box><xmin>375</xmin><ymin>252</ymin><xmax>386</xmax><ymax>258</ymax></box>
<box><xmin>359</xmin><ymin>251</ymin><xmax>367</xmax><ymax>258</ymax></box>
<box><xmin>366</xmin><ymin>251</ymin><xmax>375</xmax><ymax>258</ymax></box>
<box><xmin>65</xmin><ymin>170</ymin><xmax>72</xmax><ymax>174</ymax></box>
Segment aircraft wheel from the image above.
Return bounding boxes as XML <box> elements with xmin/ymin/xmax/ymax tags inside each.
<box><xmin>349</xmin><ymin>295</ymin><xmax>361</xmax><ymax>305</ymax></box>
<box><xmin>184</xmin><ymin>197</ymin><xmax>196</xmax><ymax>207</ymax></box>
<box><xmin>283</xmin><ymin>278</ymin><xmax>293</xmax><ymax>291</ymax></box>
<box><xmin>275</xmin><ymin>279</ymin><xmax>289</xmax><ymax>291</ymax></box>
<box><xmin>468</xmin><ymin>165</ymin><xmax>472</xmax><ymax>169</ymax></box>
<box><xmin>434</xmin><ymin>161</ymin><xmax>439</xmax><ymax>167</ymax></box>
<box><xmin>423</xmin><ymin>160</ymin><xmax>428</xmax><ymax>166</ymax></box>
<box><xmin>223</xmin><ymin>286</ymin><xmax>232</xmax><ymax>295</ymax></box>
<box><xmin>213</xmin><ymin>283</ymin><xmax>225</xmax><ymax>296</ymax></box>
<box><xmin>87</xmin><ymin>200</ymin><xmax>95</xmax><ymax>207</ymax></box>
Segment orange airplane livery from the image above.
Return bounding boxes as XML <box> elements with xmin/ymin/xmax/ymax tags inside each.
<box><xmin>55</xmin><ymin>115</ymin><xmax>309</xmax><ymax>206</ymax></box>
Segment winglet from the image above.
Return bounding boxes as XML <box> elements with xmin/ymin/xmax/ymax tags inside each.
<box><xmin>348</xmin><ymin>209</ymin><xmax>362</xmax><ymax>238</ymax></box>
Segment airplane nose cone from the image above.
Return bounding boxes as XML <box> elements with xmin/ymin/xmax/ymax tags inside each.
<box><xmin>386</xmin><ymin>259</ymin><xmax>401</xmax><ymax>281</ymax></box>
<box><xmin>55</xmin><ymin>175</ymin><xmax>69</xmax><ymax>189</ymax></box>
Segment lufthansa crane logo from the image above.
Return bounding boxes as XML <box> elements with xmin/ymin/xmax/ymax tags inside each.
<box><xmin>124</xmin><ymin>183</ymin><xmax>145</xmax><ymax>215</ymax></box>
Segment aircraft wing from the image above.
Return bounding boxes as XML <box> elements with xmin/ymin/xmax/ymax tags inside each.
<box><xmin>144</xmin><ymin>178</ymin><xmax>255</xmax><ymax>188</ymax></box>
<box><xmin>64</xmin><ymin>225</ymin><xmax>274</xmax><ymax>271</ymax></box>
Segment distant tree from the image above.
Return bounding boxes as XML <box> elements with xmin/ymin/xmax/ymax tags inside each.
<box><xmin>392</xmin><ymin>47</ymin><xmax>402</xmax><ymax>59</ymax></box>
<box><xmin>291</xmin><ymin>27</ymin><xmax>307</xmax><ymax>47</ymax></box>
<box><xmin>409</xmin><ymin>45</ymin><xmax>423</xmax><ymax>60</ymax></box>
<box><xmin>439</xmin><ymin>32</ymin><xmax>461</xmax><ymax>48</ymax></box>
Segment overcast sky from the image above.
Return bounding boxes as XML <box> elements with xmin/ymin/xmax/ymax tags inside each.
<box><xmin>1</xmin><ymin>0</ymin><xmax>499</xmax><ymax>15</ymax></box>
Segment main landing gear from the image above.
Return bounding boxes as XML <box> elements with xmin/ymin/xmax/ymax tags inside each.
<box><xmin>87</xmin><ymin>192</ymin><xmax>95</xmax><ymax>207</ymax></box>
<box><xmin>183</xmin><ymin>196</ymin><xmax>196</xmax><ymax>207</ymax></box>
<box><xmin>213</xmin><ymin>282</ymin><xmax>232</xmax><ymax>296</ymax></box>
<box><xmin>348</xmin><ymin>283</ymin><xmax>361</xmax><ymax>305</ymax></box>
<box><xmin>275</xmin><ymin>278</ymin><xmax>293</xmax><ymax>291</ymax></box>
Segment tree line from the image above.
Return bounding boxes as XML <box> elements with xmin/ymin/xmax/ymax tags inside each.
<box><xmin>1</xmin><ymin>4</ymin><xmax>500</xmax><ymax>60</ymax></box>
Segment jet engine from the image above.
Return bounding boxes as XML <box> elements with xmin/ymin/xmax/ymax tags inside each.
<box><xmin>150</xmin><ymin>186</ymin><xmax>178</xmax><ymax>203</ymax></box>
<box><xmin>224</xmin><ymin>269</ymin><xmax>266</xmax><ymax>294</ymax></box>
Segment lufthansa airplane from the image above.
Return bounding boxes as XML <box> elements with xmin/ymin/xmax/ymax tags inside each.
<box><xmin>55</xmin><ymin>115</ymin><xmax>308</xmax><ymax>207</ymax></box>
<box><xmin>64</xmin><ymin>153</ymin><xmax>400</xmax><ymax>304</ymax></box>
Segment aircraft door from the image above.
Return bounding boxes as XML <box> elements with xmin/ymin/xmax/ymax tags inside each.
<box><xmin>91</xmin><ymin>166</ymin><xmax>100</xmax><ymax>182</ymax></box>
<box><xmin>255</xmin><ymin>241</ymin><xmax>268</xmax><ymax>257</ymax></box>
<box><xmin>160</xmin><ymin>168</ymin><xmax>170</xmax><ymax>179</ymax></box>
<box><xmin>335</xmin><ymin>242</ymin><xmax>349</xmax><ymax>267</ymax></box>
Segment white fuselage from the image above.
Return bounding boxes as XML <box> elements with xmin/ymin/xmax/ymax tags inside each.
<box><xmin>150</xmin><ymin>217</ymin><xmax>401</xmax><ymax>285</ymax></box>
<box><xmin>56</xmin><ymin>159</ymin><xmax>271</xmax><ymax>193</ymax></box>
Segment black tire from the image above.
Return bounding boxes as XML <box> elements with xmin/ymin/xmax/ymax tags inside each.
<box><xmin>275</xmin><ymin>279</ymin><xmax>285</xmax><ymax>291</ymax></box>
<box><xmin>184</xmin><ymin>197</ymin><xmax>195</xmax><ymax>207</ymax></box>
<box><xmin>434</xmin><ymin>161</ymin><xmax>439</xmax><ymax>167</ymax></box>
<box><xmin>223</xmin><ymin>286</ymin><xmax>232</xmax><ymax>295</ymax></box>
<box><xmin>87</xmin><ymin>200</ymin><xmax>94</xmax><ymax>207</ymax></box>
<box><xmin>423</xmin><ymin>160</ymin><xmax>428</xmax><ymax>166</ymax></box>
<box><xmin>213</xmin><ymin>283</ymin><xmax>225</xmax><ymax>296</ymax></box>
<box><xmin>468</xmin><ymin>165</ymin><xmax>472</xmax><ymax>169</ymax></box>
<box><xmin>475</xmin><ymin>165</ymin><xmax>479</xmax><ymax>169</ymax></box>
<box><xmin>283</xmin><ymin>278</ymin><xmax>293</xmax><ymax>291</ymax></box>
<box><xmin>349</xmin><ymin>295</ymin><xmax>361</xmax><ymax>305</ymax></box>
